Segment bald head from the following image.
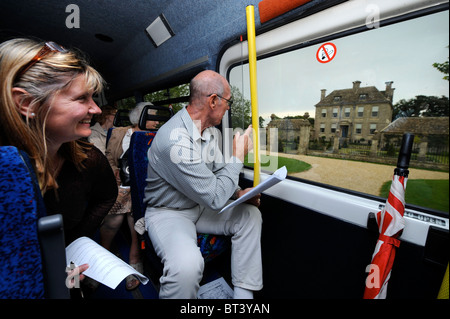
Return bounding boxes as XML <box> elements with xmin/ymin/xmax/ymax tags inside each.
<box><xmin>189</xmin><ymin>70</ymin><xmax>229</xmax><ymax>105</ymax></box>
<box><xmin>186</xmin><ymin>70</ymin><xmax>232</xmax><ymax>132</ymax></box>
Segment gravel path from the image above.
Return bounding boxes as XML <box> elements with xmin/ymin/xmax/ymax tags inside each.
<box><xmin>270</xmin><ymin>152</ymin><xmax>449</xmax><ymax>196</ymax></box>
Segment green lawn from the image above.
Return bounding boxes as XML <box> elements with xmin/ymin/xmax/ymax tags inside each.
<box><xmin>244</xmin><ymin>153</ymin><xmax>311</xmax><ymax>174</ymax></box>
<box><xmin>379</xmin><ymin>179</ymin><xmax>449</xmax><ymax>212</ymax></box>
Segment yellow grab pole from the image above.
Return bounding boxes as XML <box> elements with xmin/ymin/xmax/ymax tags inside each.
<box><xmin>246</xmin><ymin>5</ymin><xmax>260</xmax><ymax>186</ymax></box>
<box><xmin>437</xmin><ymin>263</ymin><xmax>449</xmax><ymax>299</ymax></box>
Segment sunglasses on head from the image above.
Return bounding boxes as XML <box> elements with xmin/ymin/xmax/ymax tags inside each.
<box><xmin>18</xmin><ymin>41</ymin><xmax>67</xmax><ymax>77</ymax></box>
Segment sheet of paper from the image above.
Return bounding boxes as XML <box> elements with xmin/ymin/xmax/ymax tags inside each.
<box><xmin>219</xmin><ymin>166</ymin><xmax>287</xmax><ymax>214</ymax></box>
<box><xmin>197</xmin><ymin>277</ymin><xmax>234</xmax><ymax>299</ymax></box>
<box><xmin>66</xmin><ymin>236</ymin><xmax>149</xmax><ymax>290</ymax></box>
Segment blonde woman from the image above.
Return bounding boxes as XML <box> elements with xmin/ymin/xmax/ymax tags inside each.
<box><xmin>0</xmin><ymin>38</ymin><xmax>117</xmax><ymax>289</ymax></box>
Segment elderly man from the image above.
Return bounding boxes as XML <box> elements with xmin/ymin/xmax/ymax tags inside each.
<box><xmin>144</xmin><ymin>70</ymin><xmax>262</xmax><ymax>299</ymax></box>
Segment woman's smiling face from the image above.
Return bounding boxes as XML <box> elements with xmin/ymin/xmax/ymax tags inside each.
<box><xmin>45</xmin><ymin>74</ymin><xmax>101</xmax><ymax>145</ymax></box>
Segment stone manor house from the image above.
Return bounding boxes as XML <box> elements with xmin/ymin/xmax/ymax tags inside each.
<box><xmin>313</xmin><ymin>80</ymin><xmax>394</xmax><ymax>144</ymax></box>
<box><xmin>265</xmin><ymin>80</ymin><xmax>448</xmax><ymax>169</ymax></box>
<box><xmin>265</xmin><ymin>80</ymin><xmax>395</xmax><ymax>153</ymax></box>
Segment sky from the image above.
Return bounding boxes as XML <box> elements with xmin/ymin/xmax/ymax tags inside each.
<box><xmin>229</xmin><ymin>10</ymin><xmax>449</xmax><ymax>125</ymax></box>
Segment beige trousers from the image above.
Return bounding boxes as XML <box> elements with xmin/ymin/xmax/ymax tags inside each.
<box><xmin>144</xmin><ymin>202</ymin><xmax>263</xmax><ymax>299</ymax></box>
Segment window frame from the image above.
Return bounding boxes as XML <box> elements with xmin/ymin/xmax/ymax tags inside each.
<box><xmin>371</xmin><ymin>106</ymin><xmax>379</xmax><ymax>117</ymax></box>
<box><xmin>357</xmin><ymin>106</ymin><xmax>364</xmax><ymax>117</ymax></box>
<box><xmin>218</xmin><ymin>0</ymin><xmax>450</xmax><ymax>223</ymax></box>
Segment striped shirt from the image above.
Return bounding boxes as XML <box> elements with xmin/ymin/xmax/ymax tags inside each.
<box><xmin>144</xmin><ymin>107</ymin><xmax>243</xmax><ymax>211</ymax></box>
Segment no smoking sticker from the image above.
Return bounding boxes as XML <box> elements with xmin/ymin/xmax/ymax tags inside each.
<box><xmin>316</xmin><ymin>43</ymin><xmax>337</xmax><ymax>63</ymax></box>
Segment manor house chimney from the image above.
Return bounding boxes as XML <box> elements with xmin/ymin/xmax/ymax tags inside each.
<box><xmin>384</xmin><ymin>81</ymin><xmax>395</xmax><ymax>101</ymax></box>
<box><xmin>320</xmin><ymin>89</ymin><xmax>326</xmax><ymax>101</ymax></box>
<box><xmin>352</xmin><ymin>80</ymin><xmax>361</xmax><ymax>91</ymax></box>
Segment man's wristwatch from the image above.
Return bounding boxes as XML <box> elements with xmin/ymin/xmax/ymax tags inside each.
<box><xmin>231</xmin><ymin>187</ymin><xmax>242</xmax><ymax>200</ymax></box>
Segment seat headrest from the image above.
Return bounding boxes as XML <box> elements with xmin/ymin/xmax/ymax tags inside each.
<box><xmin>113</xmin><ymin>109</ymin><xmax>132</xmax><ymax>127</ymax></box>
<box><xmin>138</xmin><ymin>104</ymin><xmax>174</xmax><ymax>131</ymax></box>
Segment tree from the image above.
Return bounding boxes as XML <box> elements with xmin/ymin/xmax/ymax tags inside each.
<box><xmin>116</xmin><ymin>96</ymin><xmax>136</xmax><ymax>110</ymax></box>
<box><xmin>230</xmin><ymin>86</ymin><xmax>252</xmax><ymax>130</ymax></box>
<box><xmin>393</xmin><ymin>95</ymin><xmax>449</xmax><ymax>119</ymax></box>
<box><xmin>259</xmin><ymin>116</ymin><xmax>265</xmax><ymax>128</ymax></box>
<box><xmin>433</xmin><ymin>54</ymin><xmax>449</xmax><ymax>81</ymax></box>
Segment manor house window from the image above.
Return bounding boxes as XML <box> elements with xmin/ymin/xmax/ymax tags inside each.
<box><xmin>331</xmin><ymin>123</ymin><xmax>337</xmax><ymax>133</ymax></box>
<box><xmin>358</xmin><ymin>106</ymin><xmax>364</xmax><ymax>117</ymax></box>
<box><xmin>370</xmin><ymin>124</ymin><xmax>377</xmax><ymax>134</ymax></box>
<box><xmin>332</xmin><ymin>108</ymin><xmax>338</xmax><ymax>118</ymax></box>
<box><xmin>344</xmin><ymin>107</ymin><xmax>351</xmax><ymax>117</ymax></box>
<box><xmin>371</xmin><ymin>106</ymin><xmax>379</xmax><ymax>117</ymax></box>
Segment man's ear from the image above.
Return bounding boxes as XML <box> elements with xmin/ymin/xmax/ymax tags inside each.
<box><xmin>208</xmin><ymin>94</ymin><xmax>217</xmax><ymax>110</ymax></box>
<box><xmin>11</xmin><ymin>87</ymin><xmax>35</xmax><ymax>117</ymax></box>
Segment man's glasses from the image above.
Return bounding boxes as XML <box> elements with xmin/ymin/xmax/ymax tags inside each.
<box><xmin>18</xmin><ymin>41</ymin><xmax>67</xmax><ymax>77</ymax></box>
<box><xmin>207</xmin><ymin>93</ymin><xmax>234</xmax><ymax>107</ymax></box>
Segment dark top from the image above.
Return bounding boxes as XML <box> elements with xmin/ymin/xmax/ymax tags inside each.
<box><xmin>44</xmin><ymin>145</ymin><xmax>117</xmax><ymax>245</ymax></box>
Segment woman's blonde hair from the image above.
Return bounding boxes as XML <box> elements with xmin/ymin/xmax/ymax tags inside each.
<box><xmin>0</xmin><ymin>38</ymin><xmax>105</xmax><ymax>193</ymax></box>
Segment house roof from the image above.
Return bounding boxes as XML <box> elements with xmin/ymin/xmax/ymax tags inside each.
<box><xmin>380</xmin><ymin>117</ymin><xmax>449</xmax><ymax>135</ymax></box>
<box><xmin>316</xmin><ymin>86</ymin><xmax>392</xmax><ymax>107</ymax></box>
<box><xmin>266</xmin><ymin>118</ymin><xmax>311</xmax><ymax>129</ymax></box>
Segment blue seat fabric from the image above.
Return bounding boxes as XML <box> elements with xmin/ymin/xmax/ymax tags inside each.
<box><xmin>0</xmin><ymin>146</ymin><xmax>45</xmax><ymax>299</ymax></box>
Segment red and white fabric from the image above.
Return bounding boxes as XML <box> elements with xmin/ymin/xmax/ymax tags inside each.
<box><xmin>364</xmin><ymin>175</ymin><xmax>407</xmax><ymax>299</ymax></box>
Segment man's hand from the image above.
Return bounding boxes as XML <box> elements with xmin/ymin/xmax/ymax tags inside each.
<box><xmin>233</xmin><ymin>125</ymin><xmax>253</xmax><ymax>163</ymax></box>
<box><xmin>236</xmin><ymin>187</ymin><xmax>261</xmax><ymax>207</ymax></box>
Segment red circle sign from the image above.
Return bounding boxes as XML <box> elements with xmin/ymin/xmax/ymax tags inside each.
<box><xmin>316</xmin><ymin>43</ymin><xmax>337</xmax><ymax>63</ymax></box>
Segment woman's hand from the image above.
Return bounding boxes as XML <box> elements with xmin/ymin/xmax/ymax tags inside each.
<box><xmin>66</xmin><ymin>263</ymin><xmax>89</xmax><ymax>289</ymax></box>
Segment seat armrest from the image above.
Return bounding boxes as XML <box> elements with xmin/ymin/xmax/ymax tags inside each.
<box><xmin>38</xmin><ymin>214</ymin><xmax>70</xmax><ymax>299</ymax></box>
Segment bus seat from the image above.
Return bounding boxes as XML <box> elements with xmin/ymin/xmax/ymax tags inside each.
<box><xmin>113</xmin><ymin>109</ymin><xmax>132</xmax><ymax>127</ymax></box>
<box><xmin>105</xmin><ymin>109</ymin><xmax>130</xmax><ymax>148</ymax></box>
<box><xmin>128</xmin><ymin>131</ymin><xmax>157</xmax><ymax>223</ymax></box>
<box><xmin>0</xmin><ymin>146</ymin><xmax>69</xmax><ymax>299</ymax></box>
<box><xmin>128</xmin><ymin>131</ymin><xmax>230</xmax><ymax>264</ymax></box>
<box><xmin>106</xmin><ymin>127</ymin><xmax>114</xmax><ymax>148</ymax></box>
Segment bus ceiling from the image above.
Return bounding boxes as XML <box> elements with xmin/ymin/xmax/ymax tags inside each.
<box><xmin>0</xmin><ymin>0</ymin><xmax>345</xmax><ymax>101</ymax></box>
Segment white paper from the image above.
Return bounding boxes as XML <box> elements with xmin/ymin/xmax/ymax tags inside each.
<box><xmin>66</xmin><ymin>236</ymin><xmax>149</xmax><ymax>290</ymax></box>
<box><xmin>219</xmin><ymin>166</ymin><xmax>287</xmax><ymax>214</ymax></box>
<box><xmin>197</xmin><ymin>277</ymin><xmax>234</xmax><ymax>299</ymax></box>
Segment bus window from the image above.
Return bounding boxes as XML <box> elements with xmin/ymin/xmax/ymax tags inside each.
<box><xmin>229</xmin><ymin>10</ymin><xmax>449</xmax><ymax>213</ymax></box>
<box><xmin>116</xmin><ymin>96</ymin><xmax>136</xmax><ymax>110</ymax></box>
<box><xmin>114</xmin><ymin>96</ymin><xmax>137</xmax><ymax>126</ymax></box>
<box><xmin>143</xmin><ymin>83</ymin><xmax>190</xmax><ymax>113</ymax></box>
